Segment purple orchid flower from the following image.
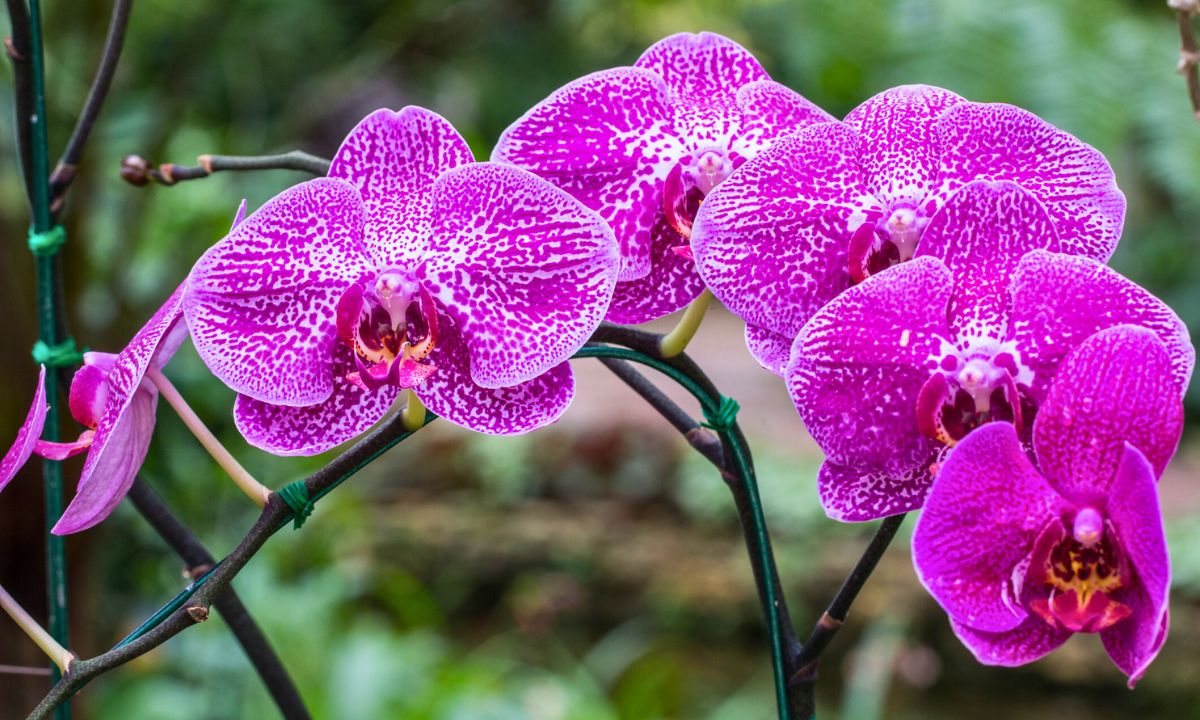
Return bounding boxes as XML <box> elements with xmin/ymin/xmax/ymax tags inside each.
<box><xmin>0</xmin><ymin>287</ymin><xmax>187</xmax><ymax>533</ymax></box>
<box><xmin>693</xmin><ymin>84</ymin><xmax>1126</xmax><ymax>373</ymax></box>
<box><xmin>492</xmin><ymin>31</ymin><xmax>832</xmax><ymax>324</ymax></box>
<box><xmin>184</xmin><ymin>107</ymin><xmax>619</xmax><ymax>455</ymax></box>
<box><xmin>786</xmin><ymin>180</ymin><xmax>1192</xmax><ymax>522</ymax></box>
<box><xmin>914</xmin><ymin>325</ymin><xmax>1182</xmax><ymax>686</ymax></box>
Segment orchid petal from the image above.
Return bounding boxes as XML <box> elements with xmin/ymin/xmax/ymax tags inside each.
<box><xmin>604</xmin><ymin>215</ymin><xmax>706</xmax><ymax>325</ymax></box>
<box><xmin>184</xmin><ymin>177</ymin><xmax>371</xmax><ymax>406</ymax></box>
<box><xmin>1010</xmin><ymin>251</ymin><xmax>1194</xmax><ymax>402</ymax></box>
<box><xmin>915</xmin><ymin>179</ymin><xmax>1059</xmax><ymax>347</ymax></box>
<box><xmin>949</xmin><ymin>615</ymin><xmax>1071</xmax><ymax>668</ymax></box>
<box><xmin>914</xmin><ymin>422</ymin><xmax>1067</xmax><ymax>632</ymax></box>
<box><xmin>235</xmin><ymin>345</ymin><xmax>401</xmax><ymax>457</ymax></box>
<box><xmin>817</xmin><ymin>460</ymin><xmax>934</xmax><ymax>523</ymax></box>
<box><xmin>415</xmin><ymin>315</ymin><xmax>574</xmax><ymax>435</ymax></box>
<box><xmin>788</xmin><ymin>256</ymin><xmax>951</xmax><ymax>483</ymax></box>
<box><xmin>635</xmin><ymin>32</ymin><xmax>768</xmax><ymax>108</ymax></box>
<box><xmin>731</xmin><ymin>80</ymin><xmax>836</xmax><ymax>158</ymax></box>
<box><xmin>1100</xmin><ymin>444</ymin><xmax>1170</xmax><ymax>686</ymax></box>
<box><xmin>34</xmin><ymin>432</ymin><xmax>95</xmax><ymax>461</ymax></box>
<box><xmin>329</xmin><ymin>107</ymin><xmax>474</xmax><ymax>269</ymax></box>
<box><xmin>1034</xmin><ymin>326</ymin><xmax>1184</xmax><ymax>501</ymax></box>
<box><xmin>1</xmin><ymin>366</ymin><xmax>48</xmax><ymax>493</ymax></box>
<box><xmin>54</xmin><ymin>288</ymin><xmax>189</xmax><ymax>533</ymax></box>
<box><xmin>421</xmin><ymin>162</ymin><xmax>618</xmax><ymax>389</ymax></box>
<box><xmin>53</xmin><ymin>389</ymin><xmax>156</xmax><ymax>534</ymax></box>
<box><xmin>932</xmin><ymin>102</ymin><xmax>1125</xmax><ymax>261</ymax></box>
<box><xmin>744</xmin><ymin>324</ymin><xmax>794</xmax><ymax>376</ymax></box>
<box><xmin>492</xmin><ymin>67</ymin><xmax>679</xmax><ymax>282</ymax></box>
<box><xmin>693</xmin><ymin>122</ymin><xmax>882</xmax><ymax>342</ymax></box>
<box><xmin>843</xmin><ymin>84</ymin><xmax>965</xmax><ymax>208</ymax></box>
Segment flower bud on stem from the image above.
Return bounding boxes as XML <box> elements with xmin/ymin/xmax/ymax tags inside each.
<box><xmin>144</xmin><ymin>367</ymin><xmax>270</xmax><ymax>507</ymax></box>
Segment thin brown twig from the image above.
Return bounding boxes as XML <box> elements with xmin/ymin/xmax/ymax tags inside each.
<box><xmin>4</xmin><ymin>0</ymin><xmax>34</xmax><ymax>193</ymax></box>
<box><xmin>48</xmin><ymin>0</ymin><xmax>134</xmax><ymax>209</ymax></box>
<box><xmin>1171</xmin><ymin>0</ymin><xmax>1200</xmax><ymax>119</ymax></box>
<box><xmin>120</xmin><ymin>151</ymin><xmax>331</xmax><ymax>186</ymax></box>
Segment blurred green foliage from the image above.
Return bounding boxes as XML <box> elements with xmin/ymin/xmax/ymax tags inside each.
<box><xmin>2</xmin><ymin>0</ymin><xmax>1200</xmax><ymax>719</ymax></box>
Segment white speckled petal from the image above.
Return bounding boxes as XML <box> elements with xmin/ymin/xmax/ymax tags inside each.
<box><xmin>184</xmin><ymin>178</ymin><xmax>371</xmax><ymax>406</ymax></box>
<box><xmin>329</xmin><ymin>107</ymin><xmax>474</xmax><ymax>268</ymax></box>
<box><xmin>492</xmin><ymin>67</ymin><xmax>680</xmax><ymax>281</ymax></box>
<box><xmin>787</xmin><ymin>257</ymin><xmax>952</xmax><ymax>482</ymax></box>
<box><xmin>731</xmin><ymin>80</ymin><xmax>836</xmax><ymax>158</ymax></box>
<box><xmin>235</xmin><ymin>345</ymin><xmax>400</xmax><ymax>457</ymax></box>
<box><xmin>415</xmin><ymin>315</ymin><xmax>574</xmax><ymax>435</ymax></box>
<box><xmin>1010</xmin><ymin>251</ymin><xmax>1194</xmax><ymax>402</ymax></box>
<box><xmin>843</xmin><ymin>84</ymin><xmax>965</xmax><ymax>208</ymax></box>
<box><xmin>915</xmin><ymin>179</ymin><xmax>1059</xmax><ymax>348</ymax></box>
<box><xmin>421</xmin><ymin>162</ymin><xmax>619</xmax><ymax>389</ymax></box>
<box><xmin>932</xmin><ymin>102</ymin><xmax>1125</xmax><ymax>262</ymax></box>
<box><xmin>605</xmin><ymin>214</ymin><xmax>705</xmax><ymax>325</ymax></box>
<box><xmin>744</xmin><ymin>323</ymin><xmax>794</xmax><ymax>376</ymax></box>
<box><xmin>692</xmin><ymin>122</ymin><xmax>883</xmax><ymax>341</ymax></box>
<box><xmin>817</xmin><ymin>460</ymin><xmax>935</xmax><ymax>523</ymax></box>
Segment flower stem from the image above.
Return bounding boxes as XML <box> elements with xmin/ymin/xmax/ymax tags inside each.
<box><xmin>401</xmin><ymin>390</ymin><xmax>427</xmax><ymax>432</ymax></box>
<box><xmin>658</xmin><ymin>289</ymin><xmax>712</xmax><ymax>358</ymax></box>
<box><xmin>0</xmin><ymin>584</ymin><xmax>73</xmax><ymax>673</ymax></box>
<box><xmin>145</xmin><ymin>367</ymin><xmax>270</xmax><ymax>508</ymax></box>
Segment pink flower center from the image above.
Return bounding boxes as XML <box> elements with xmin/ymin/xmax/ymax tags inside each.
<box><xmin>336</xmin><ymin>269</ymin><xmax>439</xmax><ymax>390</ymax></box>
<box><xmin>847</xmin><ymin>202</ymin><xmax>932</xmax><ymax>284</ymax></box>
<box><xmin>1027</xmin><ymin>512</ymin><xmax>1132</xmax><ymax>633</ymax></box>
<box><xmin>664</xmin><ymin>149</ymin><xmax>738</xmax><ymax>241</ymax></box>
<box><xmin>916</xmin><ymin>356</ymin><xmax>1027</xmax><ymax>446</ymax></box>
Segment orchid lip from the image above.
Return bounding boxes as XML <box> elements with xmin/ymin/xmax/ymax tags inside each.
<box><xmin>664</xmin><ymin>149</ymin><xmax>739</xmax><ymax>240</ymax></box>
<box><xmin>847</xmin><ymin>202</ymin><xmax>931</xmax><ymax>284</ymax></box>
<box><xmin>1027</xmin><ymin>515</ymin><xmax>1132</xmax><ymax>634</ymax></box>
<box><xmin>336</xmin><ymin>268</ymin><xmax>439</xmax><ymax>391</ymax></box>
<box><xmin>916</xmin><ymin>355</ymin><xmax>1026</xmax><ymax>446</ymax></box>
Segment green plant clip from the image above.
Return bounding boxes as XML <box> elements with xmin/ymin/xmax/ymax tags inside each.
<box><xmin>277</xmin><ymin>481</ymin><xmax>315</xmax><ymax>530</ymax></box>
<box><xmin>701</xmin><ymin>395</ymin><xmax>740</xmax><ymax>432</ymax></box>
<box><xmin>27</xmin><ymin>224</ymin><xmax>67</xmax><ymax>257</ymax></box>
<box><xmin>31</xmin><ymin>338</ymin><xmax>84</xmax><ymax>369</ymax></box>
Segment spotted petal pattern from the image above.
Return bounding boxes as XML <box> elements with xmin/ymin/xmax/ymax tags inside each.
<box><xmin>415</xmin><ymin>315</ymin><xmax>574</xmax><ymax>435</ymax></box>
<box><xmin>421</xmin><ymin>162</ymin><xmax>618</xmax><ymax>388</ymax></box>
<box><xmin>235</xmin><ymin>346</ymin><xmax>401</xmax><ymax>456</ymax></box>
<box><xmin>184</xmin><ymin>178</ymin><xmax>371</xmax><ymax>406</ymax></box>
<box><xmin>788</xmin><ymin>257</ymin><xmax>952</xmax><ymax>517</ymax></box>
<box><xmin>844</xmin><ymin>84</ymin><xmax>964</xmax><ymax>207</ymax></box>
<box><xmin>1010</xmin><ymin>251</ymin><xmax>1194</xmax><ymax>402</ymax></box>
<box><xmin>329</xmin><ymin>107</ymin><xmax>474</xmax><ymax>269</ymax></box>
<box><xmin>932</xmin><ymin>102</ymin><xmax>1125</xmax><ymax>261</ymax></box>
<box><xmin>1034</xmin><ymin>326</ymin><xmax>1184</xmax><ymax>501</ymax></box>
<box><xmin>693</xmin><ymin>122</ymin><xmax>880</xmax><ymax>368</ymax></box>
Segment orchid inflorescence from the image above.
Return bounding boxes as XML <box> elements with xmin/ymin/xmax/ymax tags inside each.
<box><xmin>3</xmin><ymin>30</ymin><xmax>1193</xmax><ymax>706</ymax></box>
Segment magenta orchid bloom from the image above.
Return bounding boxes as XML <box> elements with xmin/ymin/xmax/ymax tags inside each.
<box><xmin>185</xmin><ymin>107</ymin><xmax>619</xmax><ymax>455</ymax></box>
<box><xmin>914</xmin><ymin>325</ymin><xmax>1183</xmax><ymax>686</ymax></box>
<box><xmin>0</xmin><ymin>287</ymin><xmax>187</xmax><ymax>534</ymax></box>
<box><xmin>786</xmin><ymin>180</ymin><xmax>1192</xmax><ymax>522</ymax></box>
<box><xmin>492</xmin><ymin>31</ymin><xmax>832</xmax><ymax>324</ymax></box>
<box><xmin>693</xmin><ymin>84</ymin><xmax>1125</xmax><ymax>373</ymax></box>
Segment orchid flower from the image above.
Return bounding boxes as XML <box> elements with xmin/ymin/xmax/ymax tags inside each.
<box><xmin>185</xmin><ymin>106</ymin><xmax>619</xmax><ymax>455</ymax></box>
<box><xmin>914</xmin><ymin>325</ymin><xmax>1183</xmax><ymax>686</ymax></box>
<box><xmin>786</xmin><ymin>180</ymin><xmax>1192</xmax><ymax>522</ymax></box>
<box><xmin>692</xmin><ymin>84</ymin><xmax>1125</xmax><ymax>373</ymax></box>
<box><xmin>492</xmin><ymin>31</ymin><xmax>832</xmax><ymax>324</ymax></box>
<box><xmin>0</xmin><ymin>286</ymin><xmax>188</xmax><ymax>534</ymax></box>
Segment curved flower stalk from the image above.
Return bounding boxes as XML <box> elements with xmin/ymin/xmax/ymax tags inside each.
<box><xmin>185</xmin><ymin>106</ymin><xmax>620</xmax><ymax>455</ymax></box>
<box><xmin>0</xmin><ymin>287</ymin><xmax>188</xmax><ymax>533</ymax></box>
<box><xmin>914</xmin><ymin>326</ymin><xmax>1183</xmax><ymax>686</ymax></box>
<box><xmin>492</xmin><ymin>31</ymin><xmax>832</xmax><ymax>324</ymax></box>
<box><xmin>692</xmin><ymin>84</ymin><xmax>1126</xmax><ymax>373</ymax></box>
<box><xmin>786</xmin><ymin>181</ymin><xmax>1192</xmax><ymax>522</ymax></box>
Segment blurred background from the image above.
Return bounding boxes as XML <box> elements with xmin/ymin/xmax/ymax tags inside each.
<box><xmin>2</xmin><ymin>0</ymin><xmax>1200</xmax><ymax>717</ymax></box>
